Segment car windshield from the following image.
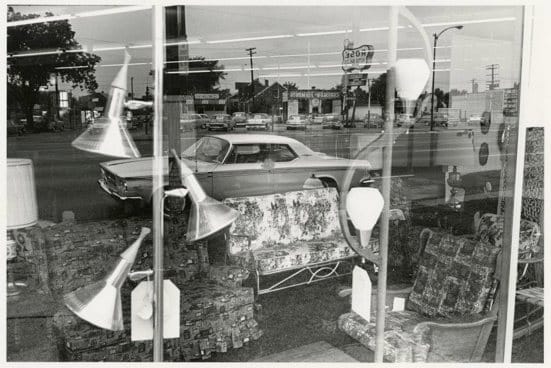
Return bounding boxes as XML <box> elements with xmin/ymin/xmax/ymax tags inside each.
<box><xmin>181</xmin><ymin>136</ymin><xmax>230</xmax><ymax>163</ymax></box>
<box><xmin>253</xmin><ymin>114</ymin><xmax>267</xmax><ymax>119</ymax></box>
<box><xmin>233</xmin><ymin>112</ymin><xmax>245</xmax><ymax>117</ymax></box>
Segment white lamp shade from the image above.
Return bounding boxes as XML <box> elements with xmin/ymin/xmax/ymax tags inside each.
<box><xmin>7</xmin><ymin>158</ymin><xmax>38</xmax><ymax>229</ymax></box>
<box><xmin>395</xmin><ymin>58</ymin><xmax>430</xmax><ymax>100</ymax></box>
<box><xmin>346</xmin><ymin>187</ymin><xmax>384</xmax><ymax>231</ymax></box>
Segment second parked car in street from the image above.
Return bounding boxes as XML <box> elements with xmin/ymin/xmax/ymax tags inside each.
<box><xmin>285</xmin><ymin>114</ymin><xmax>309</xmax><ymax>130</ymax></box>
<box><xmin>231</xmin><ymin>112</ymin><xmax>248</xmax><ymax>128</ymax></box>
<box><xmin>246</xmin><ymin>113</ymin><xmax>271</xmax><ymax>130</ymax></box>
<box><xmin>207</xmin><ymin>114</ymin><xmax>234</xmax><ymax>131</ymax></box>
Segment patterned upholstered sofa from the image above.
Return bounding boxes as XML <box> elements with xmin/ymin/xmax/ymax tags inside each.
<box><xmin>223</xmin><ymin>187</ymin><xmax>379</xmax><ymax>295</ymax></box>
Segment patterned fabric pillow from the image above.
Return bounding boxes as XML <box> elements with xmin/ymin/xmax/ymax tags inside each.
<box><xmin>475</xmin><ymin>213</ymin><xmax>542</xmax><ymax>259</ymax></box>
<box><xmin>407</xmin><ymin>230</ymin><xmax>500</xmax><ymax>317</ymax></box>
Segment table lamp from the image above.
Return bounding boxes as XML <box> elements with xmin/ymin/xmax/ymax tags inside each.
<box><xmin>7</xmin><ymin>158</ymin><xmax>39</xmax><ymax>296</ymax></box>
<box><xmin>72</xmin><ymin>50</ymin><xmax>141</xmax><ymax>158</ymax></box>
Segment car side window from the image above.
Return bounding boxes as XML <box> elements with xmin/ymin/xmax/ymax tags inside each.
<box><xmin>269</xmin><ymin>144</ymin><xmax>297</xmax><ymax>162</ymax></box>
<box><xmin>225</xmin><ymin>144</ymin><xmax>268</xmax><ymax>164</ymax></box>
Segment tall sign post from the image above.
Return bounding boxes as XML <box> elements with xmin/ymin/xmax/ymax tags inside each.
<box><xmin>341</xmin><ymin>42</ymin><xmax>374</xmax><ymax>127</ymax></box>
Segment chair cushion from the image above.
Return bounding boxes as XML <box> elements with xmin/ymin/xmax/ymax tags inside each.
<box><xmin>407</xmin><ymin>230</ymin><xmax>500</xmax><ymax>317</ymax></box>
<box><xmin>224</xmin><ymin>188</ymin><xmax>343</xmax><ymax>254</ymax></box>
<box><xmin>231</xmin><ymin>236</ymin><xmax>356</xmax><ymax>274</ymax></box>
<box><xmin>338</xmin><ymin>311</ymin><xmax>430</xmax><ymax>362</ymax></box>
<box><xmin>475</xmin><ymin>213</ymin><xmax>541</xmax><ymax>259</ymax></box>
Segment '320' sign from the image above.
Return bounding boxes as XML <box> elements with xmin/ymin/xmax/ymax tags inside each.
<box><xmin>342</xmin><ymin>45</ymin><xmax>375</xmax><ymax>72</ymax></box>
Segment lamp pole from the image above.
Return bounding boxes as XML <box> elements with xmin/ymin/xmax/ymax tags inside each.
<box><xmin>430</xmin><ymin>25</ymin><xmax>463</xmax><ymax>132</ymax></box>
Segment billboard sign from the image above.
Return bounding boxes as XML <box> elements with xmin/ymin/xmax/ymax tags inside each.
<box><xmin>194</xmin><ymin>93</ymin><xmax>219</xmax><ymax>100</ymax></box>
<box><xmin>342</xmin><ymin>45</ymin><xmax>374</xmax><ymax>72</ymax></box>
<box><xmin>288</xmin><ymin>90</ymin><xmax>340</xmax><ymax>100</ymax></box>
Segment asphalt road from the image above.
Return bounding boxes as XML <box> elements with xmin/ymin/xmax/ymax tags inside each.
<box><xmin>7</xmin><ymin>122</ymin><xmax>494</xmax><ymax>222</ymax></box>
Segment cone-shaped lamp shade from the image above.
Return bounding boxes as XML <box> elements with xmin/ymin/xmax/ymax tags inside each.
<box><xmin>63</xmin><ymin>227</ymin><xmax>150</xmax><ymax>331</ymax></box>
<box><xmin>346</xmin><ymin>188</ymin><xmax>384</xmax><ymax>247</ymax></box>
<box><xmin>395</xmin><ymin>58</ymin><xmax>430</xmax><ymax>101</ymax></box>
<box><xmin>72</xmin><ymin>50</ymin><xmax>140</xmax><ymax>158</ymax></box>
<box><xmin>171</xmin><ymin>150</ymin><xmax>239</xmax><ymax>242</ymax></box>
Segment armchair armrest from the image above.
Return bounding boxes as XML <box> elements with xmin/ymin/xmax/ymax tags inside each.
<box><xmin>411</xmin><ymin>315</ymin><xmax>497</xmax><ymax>362</ymax></box>
<box><xmin>338</xmin><ymin>285</ymin><xmax>413</xmax><ymax>312</ymax></box>
<box><xmin>226</xmin><ymin>233</ymin><xmax>252</xmax><ymax>255</ymax></box>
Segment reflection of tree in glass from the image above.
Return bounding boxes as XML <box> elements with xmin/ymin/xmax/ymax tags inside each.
<box><xmin>7</xmin><ymin>7</ymin><xmax>101</xmax><ymax>130</ymax></box>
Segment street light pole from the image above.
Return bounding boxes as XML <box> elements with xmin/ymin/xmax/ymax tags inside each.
<box><xmin>430</xmin><ymin>25</ymin><xmax>463</xmax><ymax>132</ymax></box>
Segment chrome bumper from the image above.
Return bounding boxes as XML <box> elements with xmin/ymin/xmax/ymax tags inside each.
<box><xmin>98</xmin><ymin>179</ymin><xmax>143</xmax><ymax>201</ymax></box>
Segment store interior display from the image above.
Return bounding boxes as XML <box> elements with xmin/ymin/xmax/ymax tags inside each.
<box><xmin>5</xmin><ymin>3</ymin><xmax>544</xmax><ymax>364</ymax></box>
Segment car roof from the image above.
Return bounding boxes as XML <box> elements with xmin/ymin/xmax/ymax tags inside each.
<box><xmin>208</xmin><ymin>134</ymin><xmax>303</xmax><ymax>146</ymax></box>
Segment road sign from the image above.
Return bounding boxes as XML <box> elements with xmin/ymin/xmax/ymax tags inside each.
<box><xmin>347</xmin><ymin>73</ymin><xmax>368</xmax><ymax>86</ymax></box>
<box><xmin>342</xmin><ymin>45</ymin><xmax>375</xmax><ymax>72</ymax></box>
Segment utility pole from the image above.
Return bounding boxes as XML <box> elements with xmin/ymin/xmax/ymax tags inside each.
<box><xmin>246</xmin><ymin>47</ymin><xmax>256</xmax><ymax>112</ymax></box>
<box><xmin>486</xmin><ymin>64</ymin><xmax>499</xmax><ymax>90</ymax></box>
<box><xmin>54</xmin><ymin>72</ymin><xmax>59</xmax><ymax>120</ymax></box>
<box><xmin>130</xmin><ymin>77</ymin><xmax>134</xmax><ymax>99</ymax></box>
<box><xmin>367</xmin><ymin>77</ymin><xmax>372</xmax><ymax>127</ymax></box>
<box><xmin>470</xmin><ymin>78</ymin><xmax>478</xmax><ymax>93</ymax></box>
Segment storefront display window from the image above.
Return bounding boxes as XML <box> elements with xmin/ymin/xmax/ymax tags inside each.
<box><xmin>4</xmin><ymin>3</ymin><xmax>544</xmax><ymax>364</ymax></box>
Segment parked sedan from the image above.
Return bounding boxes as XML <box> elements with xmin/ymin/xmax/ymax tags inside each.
<box><xmin>207</xmin><ymin>114</ymin><xmax>234</xmax><ymax>131</ymax></box>
<box><xmin>231</xmin><ymin>112</ymin><xmax>248</xmax><ymax>128</ymax></box>
<box><xmin>180</xmin><ymin>113</ymin><xmax>207</xmax><ymax>130</ymax></box>
<box><xmin>321</xmin><ymin>114</ymin><xmax>343</xmax><ymax>129</ymax></box>
<box><xmin>97</xmin><ymin>134</ymin><xmax>373</xmax><ymax>207</ymax></box>
<box><xmin>246</xmin><ymin>113</ymin><xmax>271</xmax><ymax>130</ymax></box>
<box><xmin>285</xmin><ymin>114</ymin><xmax>309</xmax><ymax>130</ymax></box>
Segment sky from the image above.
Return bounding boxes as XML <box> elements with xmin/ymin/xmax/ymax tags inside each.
<box><xmin>9</xmin><ymin>4</ymin><xmax>523</xmax><ymax>99</ymax></box>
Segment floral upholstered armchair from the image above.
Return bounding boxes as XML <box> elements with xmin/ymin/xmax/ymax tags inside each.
<box><xmin>338</xmin><ymin>228</ymin><xmax>502</xmax><ymax>362</ymax></box>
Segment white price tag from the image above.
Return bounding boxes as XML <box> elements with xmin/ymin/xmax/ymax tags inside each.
<box><xmin>131</xmin><ymin>280</ymin><xmax>180</xmax><ymax>341</ymax></box>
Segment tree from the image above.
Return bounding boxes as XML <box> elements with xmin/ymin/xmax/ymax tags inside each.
<box><xmin>370</xmin><ymin>73</ymin><xmax>388</xmax><ymax>108</ymax></box>
<box><xmin>180</xmin><ymin>57</ymin><xmax>227</xmax><ymax>94</ymax></box>
<box><xmin>434</xmin><ymin>88</ymin><xmax>447</xmax><ymax>109</ymax></box>
<box><xmin>7</xmin><ymin>8</ymin><xmax>101</xmax><ymax>128</ymax></box>
<box><xmin>282</xmin><ymin>81</ymin><xmax>298</xmax><ymax>91</ymax></box>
